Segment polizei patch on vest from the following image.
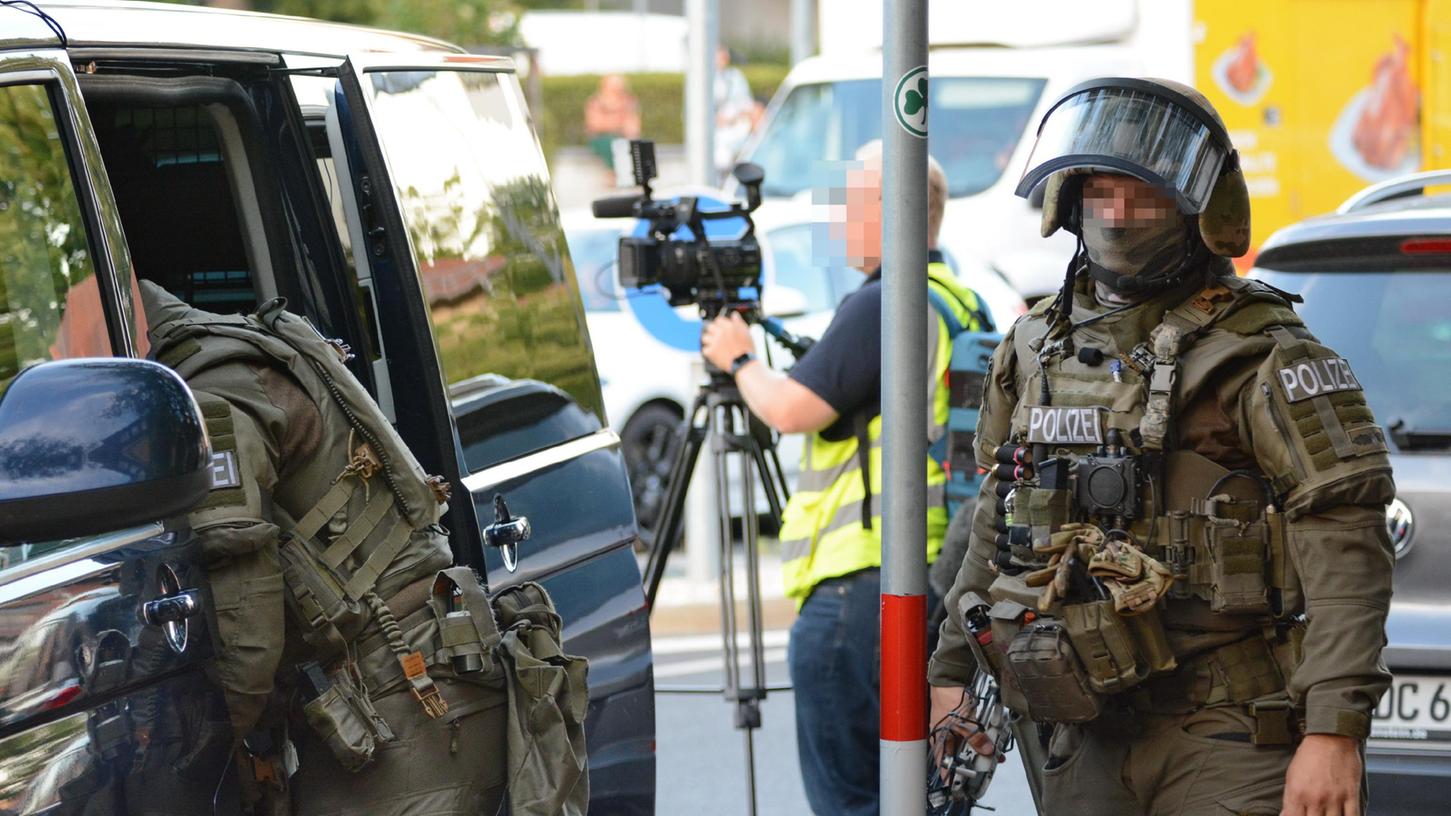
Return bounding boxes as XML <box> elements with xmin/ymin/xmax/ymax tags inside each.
<box><xmin>1027</xmin><ymin>406</ymin><xmax>1104</xmax><ymax>446</ymax></box>
<box><xmin>1277</xmin><ymin>357</ymin><xmax>1362</xmax><ymax>403</ymax></box>
<box><xmin>209</xmin><ymin>450</ymin><xmax>241</xmax><ymax>490</ymax></box>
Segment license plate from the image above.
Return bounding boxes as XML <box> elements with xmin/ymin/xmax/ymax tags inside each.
<box><xmin>1371</xmin><ymin>674</ymin><xmax>1451</xmax><ymax>742</ymax></box>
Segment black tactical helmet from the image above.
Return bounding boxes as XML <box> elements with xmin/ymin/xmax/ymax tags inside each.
<box><xmin>1016</xmin><ymin>77</ymin><xmax>1251</xmax><ymax>258</ymax></box>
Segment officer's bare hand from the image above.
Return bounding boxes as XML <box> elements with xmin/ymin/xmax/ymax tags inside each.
<box><xmin>929</xmin><ymin>684</ymin><xmax>995</xmax><ymax>776</ymax></box>
<box><xmin>1282</xmin><ymin>734</ymin><xmax>1362</xmax><ymax>816</ymax></box>
<box><xmin>700</xmin><ymin>312</ymin><xmax>756</xmax><ymax>371</ymax></box>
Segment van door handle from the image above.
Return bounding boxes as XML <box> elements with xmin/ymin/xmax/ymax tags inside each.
<box><xmin>143</xmin><ymin>589</ymin><xmax>201</xmax><ymax>625</ymax></box>
<box><xmin>484</xmin><ymin>494</ymin><xmax>531</xmax><ymax>572</ymax></box>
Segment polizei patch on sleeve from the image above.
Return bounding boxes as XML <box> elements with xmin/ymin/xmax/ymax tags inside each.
<box><xmin>1027</xmin><ymin>406</ymin><xmax>1104</xmax><ymax>446</ymax></box>
<box><xmin>209</xmin><ymin>450</ymin><xmax>241</xmax><ymax>490</ymax></box>
<box><xmin>1277</xmin><ymin>357</ymin><xmax>1362</xmax><ymax>403</ymax></box>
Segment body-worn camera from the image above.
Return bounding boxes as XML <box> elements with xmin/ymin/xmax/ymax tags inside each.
<box><xmin>592</xmin><ymin>140</ymin><xmax>764</xmax><ymax>314</ymax></box>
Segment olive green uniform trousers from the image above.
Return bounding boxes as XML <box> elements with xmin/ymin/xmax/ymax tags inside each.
<box><xmin>1039</xmin><ymin>706</ymin><xmax>1293</xmax><ymax>815</ymax></box>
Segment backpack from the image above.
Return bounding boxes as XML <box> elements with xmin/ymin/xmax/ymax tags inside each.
<box><xmin>926</xmin><ymin>283</ymin><xmax>1002</xmax><ymax>520</ymax></box>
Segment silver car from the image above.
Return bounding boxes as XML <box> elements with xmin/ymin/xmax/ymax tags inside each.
<box><xmin>1252</xmin><ymin>170</ymin><xmax>1451</xmax><ymax>814</ymax></box>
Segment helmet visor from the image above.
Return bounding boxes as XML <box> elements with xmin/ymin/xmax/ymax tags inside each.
<box><xmin>1015</xmin><ymin>85</ymin><xmax>1228</xmax><ymax>214</ymax></box>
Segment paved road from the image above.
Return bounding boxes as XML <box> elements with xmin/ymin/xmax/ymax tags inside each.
<box><xmin>652</xmin><ymin>629</ymin><xmax>1036</xmax><ymax>815</ymax></box>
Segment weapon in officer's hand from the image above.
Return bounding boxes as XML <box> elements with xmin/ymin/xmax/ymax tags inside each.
<box><xmin>928</xmin><ymin>669</ymin><xmax>1014</xmax><ymax>814</ymax></box>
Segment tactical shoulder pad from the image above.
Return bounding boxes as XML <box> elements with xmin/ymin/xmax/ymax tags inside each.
<box><xmin>1251</xmin><ymin>329</ymin><xmax>1394</xmax><ymax>519</ymax></box>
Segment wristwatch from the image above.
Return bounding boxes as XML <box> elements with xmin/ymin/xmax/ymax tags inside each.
<box><xmin>729</xmin><ymin>352</ymin><xmax>756</xmax><ymax>376</ymax></box>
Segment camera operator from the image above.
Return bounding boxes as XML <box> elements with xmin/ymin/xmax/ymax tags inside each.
<box><xmin>701</xmin><ymin>140</ymin><xmax>990</xmax><ymax>816</ymax></box>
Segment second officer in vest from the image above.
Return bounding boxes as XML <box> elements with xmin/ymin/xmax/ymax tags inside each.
<box><xmin>702</xmin><ymin>140</ymin><xmax>989</xmax><ymax>815</ymax></box>
<box><xmin>928</xmin><ymin>78</ymin><xmax>1394</xmax><ymax>816</ymax></box>
<box><xmin>140</xmin><ymin>282</ymin><xmax>588</xmax><ymax>816</ymax></box>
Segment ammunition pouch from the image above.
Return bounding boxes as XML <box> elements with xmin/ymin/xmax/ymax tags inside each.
<box><xmin>1002</xmin><ymin>619</ymin><xmax>1103</xmax><ymax>723</ymax></box>
<box><xmin>427</xmin><ymin>566</ymin><xmax>503</xmax><ymax>677</ymax></box>
<box><xmin>1205</xmin><ymin>514</ymin><xmax>1271</xmax><ymax>614</ymax></box>
<box><xmin>300</xmin><ymin>664</ymin><xmax>395</xmax><ymax>773</ymax></box>
<box><xmin>1060</xmin><ymin>599</ymin><xmax>1176</xmax><ymax>695</ymax></box>
<box><xmin>1019</xmin><ymin>486</ymin><xmax>1072</xmax><ymax>558</ymax></box>
<box><xmin>1161</xmin><ymin>452</ymin><xmax>1298</xmax><ymax>618</ymax></box>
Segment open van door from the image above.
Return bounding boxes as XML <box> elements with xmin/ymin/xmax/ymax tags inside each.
<box><xmin>327</xmin><ymin>54</ymin><xmax>655</xmax><ymax>812</ymax></box>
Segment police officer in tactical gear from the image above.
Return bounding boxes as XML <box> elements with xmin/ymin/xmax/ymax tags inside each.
<box><xmin>139</xmin><ymin>282</ymin><xmax>588</xmax><ymax>816</ymax></box>
<box><xmin>928</xmin><ymin>78</ymin><xmax>1394</xmax><ymax>816</ymax></box>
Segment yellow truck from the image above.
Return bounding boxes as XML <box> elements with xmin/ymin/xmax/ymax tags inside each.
<box><xmin>1194</xmin><ymin>0</ymin><xmax>1451</xmax><ymax>267</ymax></box>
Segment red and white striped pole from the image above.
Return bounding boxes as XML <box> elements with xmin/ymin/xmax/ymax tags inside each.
<box><xmin>880</xmin><ymin>0</ymin><xmax>930</xmax><ymax>812</ymax></box>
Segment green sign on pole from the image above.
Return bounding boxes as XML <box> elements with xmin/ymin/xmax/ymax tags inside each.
<box><xmin>893</xmin><ymin>65</ymin><xmax>929</xmax><ymax>138</ymax></box>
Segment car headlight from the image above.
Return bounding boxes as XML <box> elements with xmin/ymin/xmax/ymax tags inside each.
<box><xmin>1386</xmin><ymin>497</ymin><xmax>1414</xmax><ymax>558</ymax></box>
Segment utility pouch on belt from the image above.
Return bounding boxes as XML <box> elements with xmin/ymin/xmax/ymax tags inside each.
<box><xmin>492</xmin><ymin>581</ymin><xmax>590</xmax><ymax>816</ymax></box>
<box><xmin>279</xmin><ymin>533</ymin><xmax>364</xmax><ymax>661</ymax></box>
<box><xmin>428</xmin><ymin>567</ymin><xmax>502</xmax><ymax>676</ymax></box>
<box><xmin>981</xmin><ymin>599</ymin><xmax>1034</xmax><ymax>712</ymax></box>
<box><xmin>1060</xmin><ymin>600</ymin><xmax>1175</xmax><ymax>694</ymax></box>
<box><xmin>298</xmin><ymin>662</ymin><xmax>394</xmax><ymax>773</ymax></box>
<box><xmin>1206</xmin><ymin>515</ymin><xmax>1272</xmax><ymax>615</ymax></box>
<box><xmin>1003</xmin><ymin>620</ymin><xmax>1103</xmax><ymax>723</ymax></box>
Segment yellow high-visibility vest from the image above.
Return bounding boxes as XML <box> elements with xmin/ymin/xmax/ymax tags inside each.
<box><xmin>779</xmin><ymin>262</ymin><xmax>986</xmax><ymax>604</ymax></box>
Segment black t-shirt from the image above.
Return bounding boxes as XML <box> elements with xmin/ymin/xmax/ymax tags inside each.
<box><xmin>788</xmin><ymin>271</ymin><xmax>884</xmax><ymax>441</ymax></box>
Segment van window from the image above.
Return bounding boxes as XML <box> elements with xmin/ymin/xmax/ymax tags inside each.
<box><xmin>89</xmin><ymin>103</ymin><xmax>259</xmax><ymax>315</ymax></box>
<box><xmin>0</xmin><ymin>82</ymin><xmax>109</xmax><ymax>389</ymax></box>
<box><xmin>359</xmin><ymin>69</ymin><xmax>604</xmax><ymax>419</ymax></box>
<box><xmin>750</xmin><ymin>77</ymin><xmax>1046</xmax><ymax>199</ymax></box>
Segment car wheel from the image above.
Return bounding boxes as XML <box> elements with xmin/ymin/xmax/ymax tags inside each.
<box><xmin>621</xmin><ymin>403</ymin><xmax>683</xmax><ymax>533</ymax></box>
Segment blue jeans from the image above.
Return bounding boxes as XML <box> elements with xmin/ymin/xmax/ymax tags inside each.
<box><xmin>789</xmin><ymin>569</ymin><xmax>883</xmax><ymax>816</ymax></box>
<box><xmin>789</xmin><ymin>569</ymin><xmax>942</xmax><ymax>815</ymax></box>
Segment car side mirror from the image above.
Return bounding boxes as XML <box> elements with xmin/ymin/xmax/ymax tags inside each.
<box><xmin>762</xmin><ymin>284</ymin><xmax>810</xmax><ymax>319</ymax></box>
<box><xmin>0</xmin><ymin>359</ymin><xmax>211</xmax><ymax>545</ymax></box>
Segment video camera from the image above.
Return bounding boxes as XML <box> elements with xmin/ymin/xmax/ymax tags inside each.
<box><xmin>591</xmin><ymin>140</ymin><xmax>765</xmax><ymax>316</ymax></box>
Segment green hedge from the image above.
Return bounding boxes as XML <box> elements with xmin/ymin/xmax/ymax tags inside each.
<box><xmin>536</xmin><ymin>65</ymin><xmax>789</xmax><ymax>161</ymax></box>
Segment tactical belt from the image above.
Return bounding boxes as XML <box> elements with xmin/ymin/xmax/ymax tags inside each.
<box><xmin>1127</xmin><ymin>633</ymin><xmax>1299</xmax><ymax>746</ymax></box>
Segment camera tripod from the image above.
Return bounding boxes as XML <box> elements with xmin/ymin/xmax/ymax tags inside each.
<box><xmin>642</xmin><ymin>362</ymin><xmax>793</xmax><ymax>816</ymax></box>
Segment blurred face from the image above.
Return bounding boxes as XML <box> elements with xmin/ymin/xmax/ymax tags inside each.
<box><xmin>844</xmin><ymin>158</ymin><xmax>883</xmax><ymax>272</ymax></box>
<box><xmin>1082</xmin><ymin>174</ymin><xmax>1178</xmax><ymax>229</ymax></box>
<box><xmin>1079</xmin><ymin>173</ymin><xmax>1185</xmax><ymax>277</ymax></box>
<box><xmin>716</xmin><ymin>47</ymin><xmax>730</xmax><ymax>70</ymax></box>
<box><xmin>602</xmin><ymin>75</ymin><xmax>627</xmax><ymax>96</ymax></box>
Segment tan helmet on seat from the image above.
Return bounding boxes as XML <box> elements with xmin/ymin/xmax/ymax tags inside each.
<box><xmin>1019</xmin><ymin>77</ymin><xmax>1251</xmax><ymax>258</ymax></box>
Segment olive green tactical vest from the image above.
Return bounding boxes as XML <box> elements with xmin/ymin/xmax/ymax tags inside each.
<box><xmin>985</xmin><ymin>268</ymin><xmax>1312</xmax><ymax>656</ymax></box>
<box><xmin>143</xmin><ymin>284</ymin><xmax>449</xmax><ymax>609</ymax></box>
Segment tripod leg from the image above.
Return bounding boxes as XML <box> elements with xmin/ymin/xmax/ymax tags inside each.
<box><xmin>737</xmin><ymin>410</ymin><xmax>768</xmax><ymax>700</ymax></box>
<box><xmin>643</xmin><ymin>394</ymin><xmax>709</xmax><ymax>610</ymax></box>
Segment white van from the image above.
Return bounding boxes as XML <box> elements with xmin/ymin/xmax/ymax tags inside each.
<box><xmin>737</xmin><ymin>44</ymin><xmax>1161</xmax><ymax>300</ymax></box>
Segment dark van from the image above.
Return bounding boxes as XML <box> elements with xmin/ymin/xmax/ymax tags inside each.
<box><xmin>0</xmin><ymin>2</ymin><xmax>653</xmax><ymax>812</ymax></box>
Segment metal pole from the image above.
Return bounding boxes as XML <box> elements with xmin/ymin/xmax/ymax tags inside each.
<box><xmin>790</xmin><ymin>0</ymin><xmax>815</xmax><ymax>66</ymax></box>
<box><xmin>880</xmin><ymin>0</ymin><xmax>929</xmax><ymax>813</ymax></box>
<box><xmin>685</xmin><ymin>0</ymin><xmax>718</xmax><ymax>186</ymax></box>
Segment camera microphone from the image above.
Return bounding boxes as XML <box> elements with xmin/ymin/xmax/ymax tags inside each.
<box><xmin>591</xmin><ymin>195</ymin><xmax>640</xmax><ymax>219</ymax></box>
